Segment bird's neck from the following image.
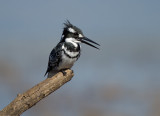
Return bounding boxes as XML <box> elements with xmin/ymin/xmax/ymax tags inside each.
<box><xmin>63</xmin><ymin>42</ymin><xmax>80</xmax><ymax>52</ymax></box>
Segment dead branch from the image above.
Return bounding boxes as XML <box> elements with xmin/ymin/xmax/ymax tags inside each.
<box><xmin>0</xmin><ymin>69</ymin><xmax>74</xmax><ymax>116</ymax></box>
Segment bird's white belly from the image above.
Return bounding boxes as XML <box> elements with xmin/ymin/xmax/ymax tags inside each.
<box><xmin>57</xmin><ymin>52</ymin><xmax>78</xmax><ymax>70</ymax></box>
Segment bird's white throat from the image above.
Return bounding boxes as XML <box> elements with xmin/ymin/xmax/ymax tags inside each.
<box><xmin>65</xmin><ymin>37</ymin><xmax>80</xmax><ymax>47</ymax></box>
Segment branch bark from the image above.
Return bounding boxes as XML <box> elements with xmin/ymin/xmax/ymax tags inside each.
<box><xmin>0</xmin><ymin>69</ymin><xmax>74</xmax><ymax>116</ymax></box>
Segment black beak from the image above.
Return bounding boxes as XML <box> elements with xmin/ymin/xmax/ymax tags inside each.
<box><xmin>81</xmin><ymin>37</ymin><xmax>100</xmax><ymax>50</ymax></box>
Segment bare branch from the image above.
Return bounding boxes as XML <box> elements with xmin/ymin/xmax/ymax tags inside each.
<box><xmin>0</xmin><ymin>69</ymin><xmax>74</xmax><ymax>116</ymax></box>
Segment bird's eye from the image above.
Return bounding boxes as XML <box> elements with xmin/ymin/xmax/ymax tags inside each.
<box><xmin>74</xmin><ymin>33</ymin><xmax>78</xmax><ymax>36</ymax></box>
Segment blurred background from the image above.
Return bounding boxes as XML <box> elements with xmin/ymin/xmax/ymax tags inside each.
<box><xmin>0</xmin><ymin>0</ymin><xmax>160</xmax><ymax>116</ymax></box>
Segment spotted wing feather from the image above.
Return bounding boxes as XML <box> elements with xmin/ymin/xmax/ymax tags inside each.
<box><xmin>44</xmin><ymin>43</ymin><xmax>63</xmax><ymax>76</ymax></box>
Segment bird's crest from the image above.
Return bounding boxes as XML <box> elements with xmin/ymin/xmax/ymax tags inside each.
<box><xmin>64</xmin><ymin>20</ymin><xmax>73</xmax><ymax>28</ymax></box>
<box><xmin>63</xmin><ymin>20</ymin><xmax>83</xmax><ymax>34</ymax></box>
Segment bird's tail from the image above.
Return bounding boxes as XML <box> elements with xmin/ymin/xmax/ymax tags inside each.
<box><xmin>44</xmin><ymin>70</ymin><xmax>48</xmax><ymax>77</ymax></box>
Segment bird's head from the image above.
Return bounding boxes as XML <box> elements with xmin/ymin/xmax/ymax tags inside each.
<box><xmin>60</xmin><ymin>20</ymin><xmax>100</xmax><ymax>49</ymax></box>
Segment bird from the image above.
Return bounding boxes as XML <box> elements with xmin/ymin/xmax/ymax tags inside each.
<box><xmin>45</xmin><ymin>20</ymin><xmax>100</xmax><ymax>78</ymax></box>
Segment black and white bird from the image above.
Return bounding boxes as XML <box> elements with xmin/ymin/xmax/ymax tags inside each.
<box><xmin>45</xmin><ymin>20</ymin><xmax>100</xmax><ymax>78</ymax></box>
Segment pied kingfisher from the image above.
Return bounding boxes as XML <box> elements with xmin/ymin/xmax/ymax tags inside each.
<box><xmin>45</xmin><ymin>20</ymin><xmax>100</xmax><ymax>78</ymax></box>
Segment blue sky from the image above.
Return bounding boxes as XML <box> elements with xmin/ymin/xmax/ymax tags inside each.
<box><xmin>0</xmin><ymin>0</ymin><xmax>160</xmax><ymax>40</ymax></box>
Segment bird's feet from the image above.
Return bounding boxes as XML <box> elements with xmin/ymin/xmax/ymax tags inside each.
<box><xmin>60</xmin><ymin>69</ymin><xmax>69</xmax><ymax>76</ymax></box>
<box><xmin>61</xmin><ymin>70</ymin><xmax>67</xmax><ymax>76</ymax></box>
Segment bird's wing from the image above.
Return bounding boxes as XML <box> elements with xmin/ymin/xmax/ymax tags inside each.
<box><xmin>44</xmin><ymin>43</ymin><xmax>63</xmax><ymax>76</ymax></box>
